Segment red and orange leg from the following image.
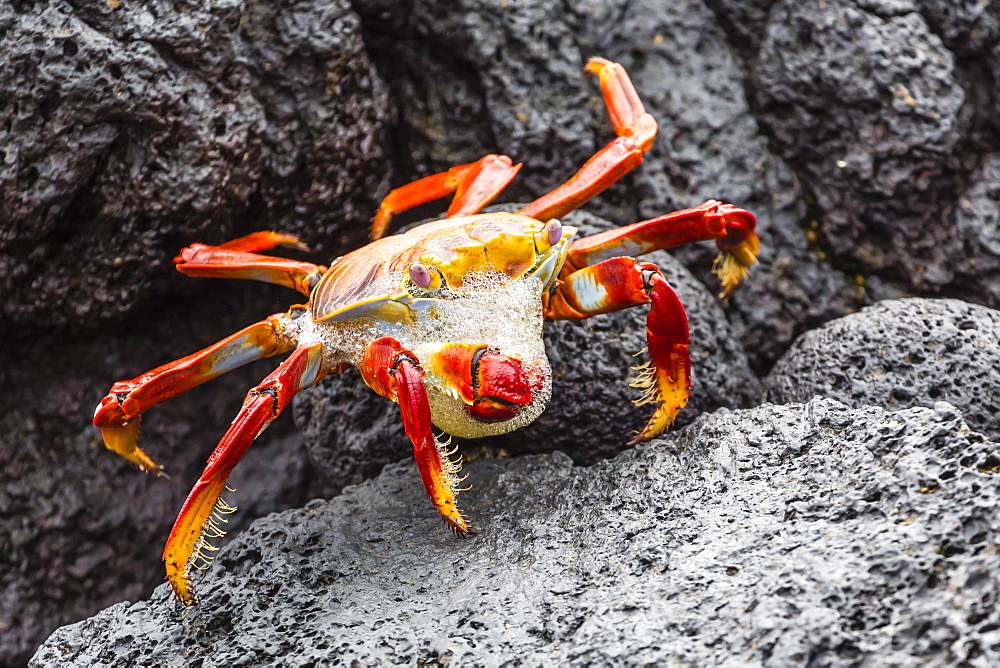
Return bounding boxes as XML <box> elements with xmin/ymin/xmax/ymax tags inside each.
<box><xmin>565</xmin><ymin>200</ymin><xmax>759</xmax><ymax>298</ymax></box>
<box><xmin>359</xmin><ymin>337</ymin><xmax>473</xmax><ymax>535</ymax></box>
<box><xmin>371</xmin><ymin>154</ymin><xmax>523</xmax><ymax>240</ymax></box>
<box><xmin>546</xmin><ymin>257</ymin><xmax>690</xmax><ymax>444</ymax></box>
<box><xmin>174</xmin><ymin>232</ymin><xmax>327</xmax><ymax>297</ymax></box>
<box><xmin>93</xmin><ymin>311</ymin><xmax>301</xmax><ymax>475</ymax></box>
<box><xmin>163</xmin><ymin>343</ymin><xmax>327</xmax><ymax>605</ymax></box>
<box><xmin>519</xmin><ymin>57</ymin><xmax>658</xmax><ymax>222</ymax></box>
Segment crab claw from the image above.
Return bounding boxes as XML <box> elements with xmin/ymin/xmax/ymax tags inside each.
<box><xmin>466</xmin><ymin>350</ymin><xmax>538</xmax><ymax>423</ymax></box>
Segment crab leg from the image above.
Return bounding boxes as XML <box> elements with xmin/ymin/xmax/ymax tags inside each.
<box><xmin>565</xmin><ymin>200</ymin><xmax>759</xmax><ymax>298</ymax></box>
<box><xmin>359</xmin><ymin>337</ymin><xmax>473</xmax><ymax>535</ymax></box>
<box><xmin>519</xmin><ymin>58</ymin><xmax>657</xmax><ymax>222</ymax></box>
<box><xmin>175</xmin><ymin>234</ymin><xmax>327</xmax><ymax>297</ymax></box>
<box><xmin>93</xmin><ymin>311</ymin><xmax>299</xmax><ymax>475</ymax></box>
<box><xmin>371</xmin><ymin>154</ymin><xmax>522</xmax><ymax>239</ymax></box>
<box><xmin>546</xmin><ymin>257</ymin><xmax>690</xmax><ymax>444</ymax></box>
<box><xmin>164</xmin><ymin>343</ymin><xmax>326</xmax><ymax>605</ymax></box>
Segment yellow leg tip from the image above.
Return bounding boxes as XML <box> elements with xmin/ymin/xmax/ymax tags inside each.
<box><xmin>100</xmin><ymin>421</ymin><xmax>164</xmax><ymax>475</ymax></box>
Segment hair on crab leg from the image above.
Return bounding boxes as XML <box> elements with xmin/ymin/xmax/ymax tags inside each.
<box><xmin>359</xmin><ymin>337</ymin><xmax>475</xmax><ymax>535</ymax></box>
<box><xmin>163</xmin><ymin>343</ymin><xmax>326</xmax><ymax>606</ymax></box>
<box><xmin>544</xmin><ymin>256</ymin><xmax>690</xmax><ymax>444</ymax></box>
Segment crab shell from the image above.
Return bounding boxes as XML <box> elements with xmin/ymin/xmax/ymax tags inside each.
<box><xmin>301</xmin><ymin>212</ymin><xmax>576</xmax><ymax>438</ymax></box>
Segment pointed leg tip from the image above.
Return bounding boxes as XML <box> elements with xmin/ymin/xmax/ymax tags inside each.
<box><xmin>445</xmin><ymin>515</ymin><xmax>477</xmax><ymax>537</ymax></box>
<box><xmin>585</xmin><ymin>56</ymin><xmax>614</xmax><ymax>74</ymax></box>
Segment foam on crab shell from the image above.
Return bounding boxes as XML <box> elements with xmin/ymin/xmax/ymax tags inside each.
<box><xmin>299</xmin><ymin>269</ymin><xmax>553</xmax><ymax>439</ymax></box>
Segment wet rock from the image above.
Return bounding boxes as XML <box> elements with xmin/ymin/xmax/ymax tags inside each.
<box><xmin>33</xmin><ymin>399</ymin><xmax>1000</xmax><ymax>665</ymax></box>
<box><xmin>765</xmin><ymin>298</ymin><xmax>1000</xmax><ymax>441</ymax></box>
<box><xmin>295</xmin><ymin>208</ymin><xmax>763</xmax><ymax>488</ymax></box>
<box><xmin>0</xmin><ymin>0</ymin><xmax>390</xmax><ymax>332</ymax></box>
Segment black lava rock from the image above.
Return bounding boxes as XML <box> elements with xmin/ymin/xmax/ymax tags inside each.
<box><xmin>0</xmin><ymin>289</ymin><xmax>338</xmax><ymax>667</ymax></box>
<box><xmin>32</xmin><ymin>399</ymin><xmax>1000</xmax><ymax>665</ymax></box>
<box><xmin>751</xmin><ymin>1</ymin><xmax>974</xmax><ymax>296</ymax></box>
<box><xmin>0</xmin><ymin>0</ymin><xmax>391</xmax><ymax>332</ymax></box>
<box><xmin>766</xmin><ymin>298</ymin><xmax>1000</xmax><ymax>441</ymax></box>
<box><xmin>294</xmin><ymin>208</ymin><xmax>763</xmax><ymax>490</ymax></box>
<box><xmin>1</xmin><ymin>0</ymin><xmax>384</xmax><ymax>661</ymax></box>
<box><xmin>356</xmin><ymin>0</ymin><xmax>862</xmax><ymax>372</ymax></box>
<box><xmin>11</xmin><ymin>0</ymin><xmax>1000</xmax><ymax>662</ymax></box>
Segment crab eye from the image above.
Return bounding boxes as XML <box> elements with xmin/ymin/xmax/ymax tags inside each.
<box><xmin>408</xmin><ymin>262</ymin><xmax>431</xmax><ymax>288</ymax></box>
<box><xmin>545</xmin><ymin>219</ymin><xmax>562</xmax><ymax>246</ymax></box>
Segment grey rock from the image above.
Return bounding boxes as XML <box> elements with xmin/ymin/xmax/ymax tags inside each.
<box><xmin>33</xmin><ymin>399</ymin><xmax>1000</xmax><ymax>665</ymax></box>
<box><xmin>0</xmin><ymin>0</ymin><xmax>390</xmax><ymax>332</ymax></box>
<box><xmin>766</xmin><ymin>298</ymin><xmax>1000</xmax><ymax>441</ymax></box>
<box><xmin>295</xmin><ymin>208</ymin><xmax>762</xmax><ymax>488</ymax></box>
<box><xmin>913</xmin><ymin>0</ymin><xmax>999</xmax><ymax>56</ymax></box>
<box><xmin>953</xmin><ymin>154</ymin><xmax>1000</xmax><ymax>308</ymax></box>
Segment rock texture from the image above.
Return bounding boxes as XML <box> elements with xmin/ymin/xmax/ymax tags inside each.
<box><xmin>295</xmin><ymin>208</ymin><xmax>763</xmax><ymax>491</ymax></box>
<box><xmin>32</xmin><ymin>399</ymin><xmax>1000</xmax><ymax>666</ymax></box>
<box><xmin>1</xmin><ymin>0</ymin><xmax>383</xmax><ymax>661</ymax></box>
<box><xmin>0</xmin><ymin>289</ymin><xmax>337</xmax><ymax>666</ymax></box>
<box><xmin>10</xmin><ymin>0</ymin><xmax>1000</xmax><ymax>663</ymax></box>
<box><xmin>766</xmin><ymin>298</ymin><xmax>1000</xmax><ymax>441</ymax></box>
<box><xmin>0</xmin><ymin>0</ymin><xmax>390</xmax><ymax>332</ymax></box>
<box><xmin>748</xmin><ymin>0</ymin><xmax>1000</xmax><ymax>308</ymax></box>
<box><xmin>357</xmin><ymin>0</ymin><xmax>862</xmax><ymax>372</ymax></box>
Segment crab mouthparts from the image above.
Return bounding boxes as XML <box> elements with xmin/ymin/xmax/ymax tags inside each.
<box><xmin>466</xmin><ymin>351</ymin><xmax>541</xmax><ymax>423</ymax></box>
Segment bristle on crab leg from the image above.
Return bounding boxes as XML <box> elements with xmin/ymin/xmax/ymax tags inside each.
<box><xmin>163</xmin><ymin>343</ymin><xmax>326</xmax><ymax>606</ymax></box>
<box><xmin>544</xmin><ymin>257</ymin><xmax>690</xmax><ymax>444</ymax></box>
<box><xmin>563</xmin><ymin>200</ymin><xmax>759</xmax><ymax>299</ymax></box>
<box><xmin>628</xmin><ymin>271</ymin><xmax>691</xmax><ymax>444</ymax></box>
<box><xmin>360</xmin><ymin>338</ymin><xmax>475</xmax><ymax>535</ymax></box>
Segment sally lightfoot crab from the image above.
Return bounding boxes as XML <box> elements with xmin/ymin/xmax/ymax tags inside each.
<box><xmin>94</xmin><ymin>58</ymin><xmax>758</xmax><ymax>605</ymax></box>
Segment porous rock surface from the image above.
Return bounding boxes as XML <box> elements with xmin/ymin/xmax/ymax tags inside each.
<box><xmin>357</xmin><ymin>0</ymin><xmax>861</xmax><ymax>372</ymax></box>
<box><xmin>1</xmin><ymin>0</ymin><xmax>386</xmax><ymax>661</ymax></box>
<box><xmin>10</xmin><ymin>0</ymin><xmax>1000</xmax><ymax>662</ymax></box>
<box><xmin>295</xmin><ymin>208</ymin><xmax>763</xmax><ymax>488</ymax></box>
<box><xmin>749</xmin><ymin>0</ymin><xmax>1000</xmax><ymax>305</ymax></box>
<box><xmin>0</xmin><ymin>289</ymin><xmax>338</xmax><ymax>666</ymax></box>
<box><xmin>0</xmin><ymin>0</ymin><xmax>390</xmax><ymax>332</ymax></box>
<box><xmin>766</xmin><ymin>298</ymin><xmax>1000</xmax><ymax>441</ymax></box>
<box><xmin>33</xmin><ymin>399</ymin><xmax>1000</xmax><ymax>665</ymax></box>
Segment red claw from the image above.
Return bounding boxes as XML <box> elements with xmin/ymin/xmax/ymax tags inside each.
<box><xmin>466</xmin><ymin>352</ymin><xmax>537</xmax><ymax>423</ymax></box>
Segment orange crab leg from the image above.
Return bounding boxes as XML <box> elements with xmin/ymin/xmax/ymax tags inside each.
<box><xmin>174</xmin><ymin>241</ymin><xmax>326</xmax><ymax>297</ymax></box>
<box><xmin>360</xmin><ymin>337</ymin><xmax>473</xmax><ymax>535</ymax></box>
<box><xmin>519</xmin><ymin>57</ymin><xmax>657</xmax><ymax>222</ymax></box>
<box><xmin>371</xmin><ymin>154</ymin><xmax>522</xmax><ymax>240</ymax></box>
<box><xmin>564</xmin><ymin>200</ymin><xmax>759</xmax><ymax>298</ymax></box>
<box><xmin>93</xmin><ymin>312</ymin><xmax>298</xmax><ymax>475</ymax></box>
<box><xmin>546</xmin><ymin>257</ymin><xmax>690</xmax><ymax>444</ymax></box>
<box><xmin>215</xmin><ymin>231</ymin><xmax>309</xmax><ymax>253</ymax></box>
<box><xmin>164</xmin><ymin>343</ymin><xmax>326</xmax><ymax>606</ymax></box>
